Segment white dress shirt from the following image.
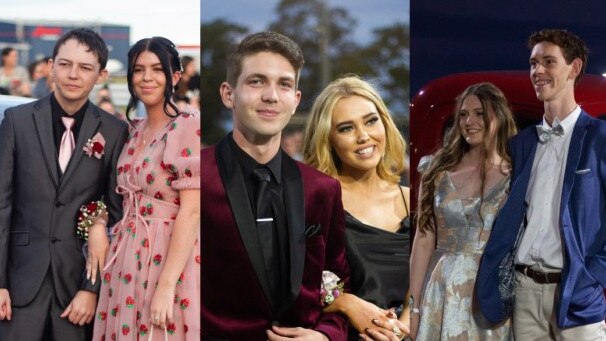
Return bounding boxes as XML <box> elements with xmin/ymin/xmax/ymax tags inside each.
<box><xmin>515</xmin><ymin>106</ymin><xmax>581</xmax><ymax>269</ymax></box>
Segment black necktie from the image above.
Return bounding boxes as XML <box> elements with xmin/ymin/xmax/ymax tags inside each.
<box><xmin>252</xmin><ymin>167</ymin><xmax>278</xmax><ymax>305</ymax></box>
<box><xmin>252</xmin><ymin>167</ymin><xmax>273</xmax><ymax>223</ymax></box>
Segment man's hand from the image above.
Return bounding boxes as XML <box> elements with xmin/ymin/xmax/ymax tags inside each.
<box><xmin>86</xmin><ymin>223</ymin><xmax>109</xmax><ymax>285</ymax></box>
<box><xmin>0</xmin><ymin>289</ymin><xmax>11</xmax><ymax>320</ymax></box>
<box><xmin>60</xmin><ymin>290</ymin><xmax>97</xmax><ymax>325</ymax></box>
<box><xmin>267</xmin><ymin>326</ymin><xmax>329</xmax><ymax>340</ymax></box>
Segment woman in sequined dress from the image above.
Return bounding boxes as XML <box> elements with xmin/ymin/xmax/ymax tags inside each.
<box><xmin>409</xmin><ymin>83</ymin><xmax>516</xmax><ymax>341</ymax></box>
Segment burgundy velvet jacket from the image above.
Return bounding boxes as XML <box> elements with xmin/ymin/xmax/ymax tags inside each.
<box><xmin>202</xmin><ymin>138</ymin><xmax>351</xmax><ymax>341</ymax></box>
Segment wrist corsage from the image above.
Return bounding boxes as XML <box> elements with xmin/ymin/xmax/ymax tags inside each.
<box><xmin>76</xmin><ymin>200</ymin><xmax>107</xmax><ymax>240</ymax></box>
<box><xmin>320</xmin><ymin>270</ymin><xmax>344</xmax><ymax>306</ymax></box>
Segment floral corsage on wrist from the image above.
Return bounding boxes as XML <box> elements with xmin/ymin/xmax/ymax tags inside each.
<box><xmin>320</xmin><ymin>270</ymin><xmax>345</xmax><ymax>306</ymax></box>
<box><xmin>76</xmin><ymin>200</ymin><xmax>107</xmax><ymax>240</ymax></box>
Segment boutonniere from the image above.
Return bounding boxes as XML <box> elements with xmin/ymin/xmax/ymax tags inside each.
<box><xmin>320</xmin><ymin>270</ymin><xmax>345</xmax><ymax>306</ymax></box>
<box><xmin>83</xmin><ymin>132</ymin><xmax>106</xmax><ymax>159</ymax></box>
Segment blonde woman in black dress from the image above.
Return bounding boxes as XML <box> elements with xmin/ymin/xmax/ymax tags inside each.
<box><xmin>304</xmin><ymin>76</ymin><xmax>409</xmax><ymax>340</ymax></box>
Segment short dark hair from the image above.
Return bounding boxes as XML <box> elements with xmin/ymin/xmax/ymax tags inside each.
<box><xmin>181</xmin><ymin>55</ymin><xmax>194</xmax><ymax>68</ymax></box>
<box><xmin>226</xmin><ymin>31</ymin><xmax>304</xmax><ymax>88</ymax></box>
<box><xmin>52</xmin><ymin>28</ymin><xmax>109</xmax><ymax>69</ymax></box>
<box><xmin>125</xmin><ymin>36</ymin><xmax>182</xmax><ymax>122</ymax></box>
<box><xmin>1</xmin><ymin>47</ymin><xmax>15</xmax><ymax>66</ymax></box>
<box><xmin>1</xmin><ymin>47</ymin><xmax>14</xmax><ymax>58</ymax></box>
<box><xmin>528</xmin><ymin>29</ymin><xmax>589</xmax><ymax>86</ymax></box>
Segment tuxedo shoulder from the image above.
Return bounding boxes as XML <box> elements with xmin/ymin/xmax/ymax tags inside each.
<box><xmin>201</xmin><ymin>145</ymin><xmax>216</xmax><ymax>161</ymax></box>
<box><xmin>587</xmin><ymin>115</ymin><xmax>606</xmax><ymax>133</ymax></box>
<box><xmin>296</xmin><ymin>162</ymin><xmax>340</xmax><ymax>188</ymax></box>
<box><xmin>96</xmin><ymin>107</ymin><xmax>128</xmax><ymax>129</ymax></box>
<box><xmin>509</xmin><ymin>126</ymin><xmax>534</xmax><ymax>144</ymax></box>
<box><xmin>518</xmin><ymin>125</ymin><xmax>538</xmax><ymax>137</ymax></box>
<box><xmin>3</xmin><ymin>97</ymin><xmax>40</xmax><ymax>117</ymax></box>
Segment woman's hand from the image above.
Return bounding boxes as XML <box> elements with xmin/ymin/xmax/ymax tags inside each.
<box><xmin>324</xmin><ymin>293</ymin><xmax>395</xmax><ymax>338</ymax></box>
<box><xmin>86</xmin><ymin>222</ymin><xmax>109</xmax><ymax>285</ymax></box>
<box><xmin>149</xmin><ymin>282</ymin><xmax>176</xmax><ymax>329</ymax></box>
<box><xmin>361</xmin><ymin>310</ymin><xmax>409</xmax><ymax>341</ymax></box>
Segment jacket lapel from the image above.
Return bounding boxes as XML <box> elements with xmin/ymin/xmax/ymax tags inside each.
<box><xmin>59</xmin><ymin>103</ymin><xmax>101</xmax><ymax>191</ymax></box>
<box><xmin>509</xmin><ymin>131</ymin><xmax>538</xmax><ymax>205</ymax></box>
<box><xmin>31</xmin><ymin>97</ymin><xmax>59</xmax><ymax>189</ymax></box>
<box><xmin>560</xmin><ymin>112</ymin><xmax>589</xmax><ymax>215</ymax></box>
<box><xmin>215</xmin><ymin>138</ymin><xmax>275</xmax><ymax>309</ymax></box>
<box><xmin>280</xmin><ymin>153</ymin><xmax>305</xmax><ymax>313</ymax></box>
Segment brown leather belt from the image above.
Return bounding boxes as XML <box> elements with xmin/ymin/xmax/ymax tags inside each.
<box><xmin>515</xmin><ymin>265</ymin><xmax>561</xmax><ymax>284</ymax></box>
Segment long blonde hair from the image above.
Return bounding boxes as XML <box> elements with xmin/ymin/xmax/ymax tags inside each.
<box><xmin>417</xmin><ymin>82</ymin><xmax>517</xmax><ymax>235</ymax></box>
<box><xmin>303</xmin><ymin>75</ymin><xmax>406</xmax><ymax>184</ymax></box>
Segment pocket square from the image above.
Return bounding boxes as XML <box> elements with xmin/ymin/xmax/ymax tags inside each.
<box><xmin>575</xmin><ymin>168</ymin><xmax>591</xmax><ymax>175</ymax></box>
<box><xmin>304</xmin><ymin>223</ymin><xmax>322</xmax><ymax>238</ymax></box>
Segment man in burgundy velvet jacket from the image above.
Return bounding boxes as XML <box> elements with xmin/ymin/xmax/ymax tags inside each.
<box><xmin>202</xmin><ymin>32</ymin><xmax>350</xmax><ymax>340</ymax></box>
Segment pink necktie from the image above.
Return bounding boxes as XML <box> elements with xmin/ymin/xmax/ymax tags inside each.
<box><xmin>58</xmin><ymin>117</ymin><xmax>75</xmax><ymax>173</ymax></box>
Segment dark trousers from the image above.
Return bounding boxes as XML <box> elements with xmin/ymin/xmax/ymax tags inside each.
<box><xmin>0</xmin><ymin>269</ymin><xmax>92</xmax><ymax>341</ymax></box>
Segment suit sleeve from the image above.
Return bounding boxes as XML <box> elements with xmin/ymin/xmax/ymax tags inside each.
<box><xmin>586</xmin><ymin>143</ymin><xmax>606</xmax><ymax>288</ymax></box>
<box><xmin>106</xmin><ymin>122</ymin><xmax>129</xmax><ymax>227</ymax></box>
<box><xmin>80</xmin><ymin>121</ymin><xmax>129</xmax><ymax>293</ymax></box>
<box><xmin>0</xmin><ymin>110</ymin><xmax>16</xmax><ymax>288</ymax></box>
<box><xmin>315</xmin><ymin>181</ymin><xmax>350</xmax><ymax>341</ymax></box>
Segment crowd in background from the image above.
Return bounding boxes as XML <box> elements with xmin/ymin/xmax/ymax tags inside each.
<box><xmin>0</xmin><ymin>47</ymin><xmax>200</xmax><ymax>122</ymax></box>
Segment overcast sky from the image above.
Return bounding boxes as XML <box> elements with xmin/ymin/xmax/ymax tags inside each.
<box><xmin>1</xmin><ymin>0</ymin><xmax>200</xmax><ymax>46</ymax></box>
<box><xmin>202</xmin><ymin>0</ymin><xmax>409</xmax><ymax>44</ymax></box>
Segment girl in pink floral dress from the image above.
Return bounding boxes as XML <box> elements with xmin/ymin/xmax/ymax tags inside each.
<box><xmin>92</xmin><ymin>37</ymin><xmax>200</xmax><ymax>340</ymax></box>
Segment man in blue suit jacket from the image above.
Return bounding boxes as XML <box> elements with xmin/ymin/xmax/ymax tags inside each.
<box><xmin>477</xmin><ymin>29</ymin><xmax>606</xmax><ymax>339</ymax></box>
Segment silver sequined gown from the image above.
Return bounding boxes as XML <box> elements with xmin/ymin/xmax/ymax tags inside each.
<box><xmin>417</xmin><ymin>172</ymin><xmax>512</xmax><ymax>341</ymax></box>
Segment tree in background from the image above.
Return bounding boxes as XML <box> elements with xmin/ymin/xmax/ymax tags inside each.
<box><xmin>362</xmin><ymin>23</ymin><xmax>410</xmax><ymax>114</ymax></box>
<box><xmin>269</xmin><ymin>0</ymin><xmax>372</xmax><ymax>110</ymax></box>
<box><xmin>201</xmin><ymin>19</ymin><xmax>248</xmax><ymax>146</ymax></box>
<box><xmin>201</xmin><ymin>1</ymin><xmax>409</xmax><ymax>146</ymax></box>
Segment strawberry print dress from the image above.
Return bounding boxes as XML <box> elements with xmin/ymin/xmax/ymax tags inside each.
<box><xmin>92</xmin><ymin>112</ymin><xmax>200</xmax><ymax>341</ymax></box>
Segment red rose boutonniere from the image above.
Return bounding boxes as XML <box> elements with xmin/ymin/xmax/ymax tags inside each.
<box><xmin>83</xmin><ymin>132</ymin><xmax>106</xmax><ymax>159</ymax></box>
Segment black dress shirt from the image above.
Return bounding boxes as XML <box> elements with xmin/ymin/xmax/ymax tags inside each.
<box><xmin>51</xmin><ymin>93</ymin><xmax>88</xmax><ymax>151</ymax></box>
<box><xmin>228</xmin><ymin>134</ymin><xmax>290</xmax><ymax>312</ymax></box>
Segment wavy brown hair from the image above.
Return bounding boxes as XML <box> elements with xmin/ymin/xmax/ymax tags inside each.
<box><xmin>303</xmin><ymin>75</ymin><xmax>406</xmax><ymax>184</ymax></box>
<box><xmin>417</xmin><ymin>82</ymin><xmax>517</xmax><ymax>235</ymax></box>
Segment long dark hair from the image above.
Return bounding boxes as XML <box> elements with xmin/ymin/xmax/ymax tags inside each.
<box><xmin>417</xmin><ymin>82</ymin><xmax>517</xmax><ymax>235</ymax></box>
<box><xmin>125</xmin><ymin>37</ymin><xmax>182</xmax><ymax>123</ymax></box>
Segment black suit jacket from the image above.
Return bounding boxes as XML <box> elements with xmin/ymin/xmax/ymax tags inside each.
<box><xmin>0</xmin><ymin>95</ymin><xmax>128</xmax><ymax>307</ymax></box>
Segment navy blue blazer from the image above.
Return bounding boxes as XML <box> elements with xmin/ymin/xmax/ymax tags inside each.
<box><xmin>476</xmin><ymin>111</ymin><xmax>606</xmax><ymax>328</ymax></box>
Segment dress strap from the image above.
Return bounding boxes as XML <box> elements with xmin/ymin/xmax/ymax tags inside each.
<box><xmin>398</xmin><ymin>186</ymin><xmax>409</xmax><ymax>217</ymax></box>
